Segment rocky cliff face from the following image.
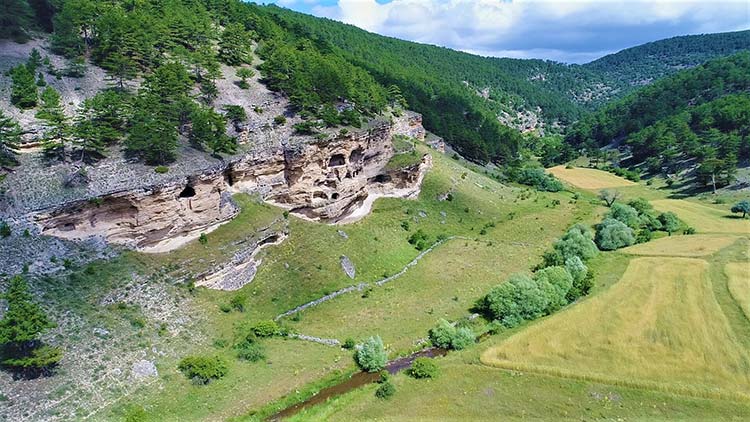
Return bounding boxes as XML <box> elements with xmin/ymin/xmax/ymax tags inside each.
<box><xmin>31</xmin><ymin>113</ymin><xmax>428</xmax><ymax>250</ymax></box>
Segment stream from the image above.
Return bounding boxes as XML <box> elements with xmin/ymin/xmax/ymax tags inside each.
<box><xmin>267</xmin><ymin>347</ymin><xmax>448</xmax><ymax>421</ymax></box>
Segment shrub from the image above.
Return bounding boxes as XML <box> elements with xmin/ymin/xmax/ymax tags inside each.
<box><xmin>607</xmin><ymin>203</ymin><xmax>641</xmax><ymax>229</ymax></box>
<box><xmin>0</xmin><ymin>222</ymin><xmax>11</xmax><ymax>238</ymax></box>
<box><xmin>230</xmin><ymin>294</ymin><xmax>246</xmax><ymax>312</ymax></box>
<box><xmin>407</xmin><ymin>229</ymin><xmax>429</xmax><ymax>251</ymax></box>
<box><xmin>514</xmin><ymin>167</ymin><xmax>563</xmax><ymax>192</ymax></box>
<box><xmin>683</xmin><ymin>227</ymin><xmax>696</xmax><ymax>235</ymax></box>
<box><xmin>235</xmin><ymin>339</ymin><xmax>265</xmax><ymax>362</ymax></box>
<box><xmin>342</xmin><ymin>338</ymin><xmax>356</xmax><ymax>350</ymax></box>
<box><xmin>375</xmin><ymin>380</ymin><xmax>395</xmax><ymax>399</ymax></box>
<box><xmin>657</xmin><ymin>212</ymin><xmax>681</xmax><ymax>235</ymax></box>
<box><xmin>627</xmin><ymin>198</ymin><xmax>652</xmax><ymax>215</ymax></box>
<box><xmin>636</xmin><ymin>228</ymin><xmax>653</xmax><ymax>244</ymax></box>
<box><xmin>355</xmin><ymin>336</ymin><xmax>387</xmax><ymax>372</ymax></box>
<box><xmin>534</xmin><ymin>266</ymin><xmax>573</xmax><ymax>314</ymax></box>
<box><xmin>476</xmin><ymin>273</ymin><xmax>549</xmax><ymax>327</ymax></box>
<box><xmin>273</xmin><ymin>115</ymin><xmax>286</xmax><ymax>126</ymax></box>
<box><xmin>154</xmin><ymin>166</ymin><xmax>169</xmax><ymax>174</ymax></box>
<box><xmin>428</xmin><ymin>319</ymin><xmax>474</xmax><ymax>350</ymax></box>
<box><xmin>595</xmin><ymin>218</ymin><xmax>635</xmax><ymax>250</ymax></box>
<box><xmin>251</xmin><ymin>320</ymin><xmax>280</xmax><ymax>338</ymax></box>
<box><xmin>564</xmin><ymin>256</ymin><xmax>590</xmax><ymax>301</ymax></box>
<box><xmin>177</xmin><ymin>355</ymin><xmax>228</xmax><ymax>384</ymax></box>
<box><xmin>543</xmin><ymin>224</ymin><xmax>598</xmax><ymax>267</ymax></box>
<box><xmin>408</xmin><ymin>358</ymin><xmax>438</xmax><ymax>379</ymax></box>
<box><xmin>198</xmin><ymin>233</ymin><xmax>208</xmax><ymax>245</ymax></box>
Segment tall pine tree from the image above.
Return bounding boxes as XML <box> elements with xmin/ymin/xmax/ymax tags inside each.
<box><xmin>10</xmin><ymin>64</ymin><xmax>38</xmax><ymax>109</ymax></box>
<box><xmin>36</xmin><ymin>87</ymin><xmax>71</xmax><ymax>160</ymax></box>
<box><xmin>0</xmin><ymin>111</ymin><xmax>22</xmax><ymax>167</ymax></box>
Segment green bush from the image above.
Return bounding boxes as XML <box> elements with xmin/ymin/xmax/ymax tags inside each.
<box><xmin>636</xmin><ymin>228</ymin><xmax>653</xmax><ymax>244</ymax></box>
<box><xmin>251</xmin><ymin>320</ymin><xmax>280</xmax><ymax>338</ymax></box>
<box><xmin>375</xmin><ymin>380</ymin><xmax>395</xmax><ymax>399</ymax></box>
<box><xmin>177</xmin><ymin>355</ymin><xmax>228</xmax><ymax>384</ymax></box>
<box><xmin>595</xmin><ymin>218</ymin><xmax>635</xmax><ymax>250</ymax></box>
<box><xmin>235</xmin><ymin>339</ymin><xmax>266</xmax><ymax>362</ymax></box>
<box><xmin>0</xmin><ymin>222</ymin><xmax>11</xmax><ymax>238</ymax></box>
<box><xmin>154</xmin><ymin>166</ymin><xmax>169</xmax><ymax>174</ymax></box>
<box><xmin>408</xmin><ymin>358</ymin><xmax>439</xmax><ymax>379</ymax></box>
<box><xmin>342</xmin><ymin>338</ymin><xmax>356</xmax><ymax>350</ymax></box>
<box><xmin>355</xmin><ymin>336</ymin><xmax>387</xmax><ymax>372</ymax></box>
<box><xmin>476</xmin><ymin>273</ymin><xmax>548</xmax><ymax>327</ymax></box>
<box><xmin>407</xmin><ymin>229</ymin><xmax>429</xmax><ymax>251</ymax></box>
<box><xmin>542</xmin><ymin>224</ymin><xmax>598</xmax><ymax>267</ymax></box>
<box><xmin>428</xmin><ymin>319</ymin><xmax>474</xmax><ymax>350</ymax></box>
<box><xmin>607</xmin><ymin>203</ymin><xmax>641</xmax><ymax>229</ymax></box>
<box><xmin>513</xmin><ymin>167</ymin><xmax>563</xmax><ymax>192</ymax></box>
<box><xmin>273</xmin><ymin>115</ymin><xmax>286</xmax><ymax>125</ymax></box>
<box><xmin>657</xmin><ymin>212</ymin><xmax>681</xmax><ymax>235</ymax></box>
<box><xmin>534</xmin><ymin>266</ymin><xmax>573</xmax><ymax>314</ymax></box>
<box><xmin>229</xmin><ymin>294</ymin><xmax>246</xmax><ymax>312</ymax></box>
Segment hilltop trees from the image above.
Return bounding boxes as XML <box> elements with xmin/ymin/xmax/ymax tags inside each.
<box><xmin>0</xmin><ymin>276</ymin><xmax>62</xmax><ymax>378</ymax></box>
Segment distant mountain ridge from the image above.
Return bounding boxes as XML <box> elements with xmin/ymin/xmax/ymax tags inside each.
<box><xmin>585</xmin><ymin>30</ymin><xmax>750</xmax><ymax>88</ymax></box>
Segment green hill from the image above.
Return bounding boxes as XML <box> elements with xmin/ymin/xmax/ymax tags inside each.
<box><xmin>585</xmin><ymin>30</ymin><xmax>750</xmax><ymax>88</ymax></box>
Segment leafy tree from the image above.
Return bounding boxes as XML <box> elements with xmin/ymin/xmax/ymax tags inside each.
<box><xmin>534</xmin><ymin>266</ymin><xmax>573</xmax><ymax>314</ymax></box>
<box><xmin>607</xmin><ymin>203</ymin><xmax>641</xmax><ymax>229</ymax></box>
<box><xmin>375</xmin><ymin>380</ymin><xmax>395</xmax><ymax>399</ymax></box>
<box><xmin>428</xmin><ymin>319</ymin><xmax>474</xmax><ymax>351</ymax></box>
<box><xmin>595</xmin><ymin>218</ymin><xmax>635</xmax><ymax>250</ymax></box>
<box><xmin>0</xmin><ymin>111</ymin><xmax>22</xmax><ymax>167</ymax></box>
<box><xmin>476</xmin><ymin>273</ymin><xmax>549</xmax><ymax>327</ymax></box>
<box><xmin>598</xmin><ymin>189</ymin><xmax>621</xmax><ymax>207</ymax></box>
<box><xmin>355</xmin><ymin>335</ymin><xmax>387</xmax><ymax>372</ymax></box>
<box><xmin>177</xmin><ymin>355</ymin><xmax>228</xmax><ymax>384</ymax></box>
<box><xmin>543</xmin><ymin>224</ymin><xmax>598</xmax><ymax>267</ymax></box>
<box><xmin>36</xmin><ymin>87</ymin><xmax>71</xmax><ymax>160</ymax></box>
<box><xmin>0</xmin><ymin>275</ymin><xmax>62</xmax><ymax>377</ymax></box>
<box><xmin>658</xmin><ymin>212</ymin><xmax>681</xmax><ymax>235</ymax></box>
<box><xmin>731</xmin><ymin>200</ymin><xmax>750</xmax><ymax>218</ymax></box>
<box><xmin>564</xmin><ymin>256</ymin><xmax>591</xmax><ymax>301</ymax></box>
<box><xmin>10</xmin><ymin>64</ymin><xmax>37</xmax><ymax>109</ymax></box>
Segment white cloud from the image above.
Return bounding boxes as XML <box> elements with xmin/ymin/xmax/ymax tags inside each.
<box><xmin>300</xmin><ymin>0</ymin><xmax>750</xmax><ymax>62</ymax></box>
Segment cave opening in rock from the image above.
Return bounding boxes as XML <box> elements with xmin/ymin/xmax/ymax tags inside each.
<box><xmin>224</xmin><ymin>169</ymin><xmax>234</xmax><ymax>186</ymax></box>
<box><xmin>331</xmin><ymin>192</ymin><xmax>340</xmax><ymax>200</ymax></box>
<box><xmin>349</xmin><ymin>148</ymin><xmax>364</xmax><ymax>163</ymax></box>
<box><xmin>328</xmin><ymin>154</ymin><xmax>346</xmax><ymax>167</ymax></box>
<box><xmin>179</xmin><ymin>185</ymin><xmax>196</xmax><ymax>198</ymax></box>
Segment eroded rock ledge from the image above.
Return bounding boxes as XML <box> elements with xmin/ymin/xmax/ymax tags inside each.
<box><xmin>30</xmin><ymin>112</ymin><xmax>428</xmax><ymax>251</ymax></box>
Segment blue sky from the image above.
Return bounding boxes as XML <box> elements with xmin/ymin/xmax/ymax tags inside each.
<box><xmin>258</xmin><ymin>0</ymin><xmax>750</xmax><ymax>63</ymax></box>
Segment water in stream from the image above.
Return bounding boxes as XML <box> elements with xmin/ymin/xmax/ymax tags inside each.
<box><xmin>268</xmin><ymin>347</ymin><xmax>448</xmax><ymax>421</ymax></box>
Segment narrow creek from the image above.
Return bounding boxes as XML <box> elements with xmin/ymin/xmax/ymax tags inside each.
<box><xmin>267</xmin><ymin>347</ymin><xmax>448</xmax><ymax>421</ymax></box>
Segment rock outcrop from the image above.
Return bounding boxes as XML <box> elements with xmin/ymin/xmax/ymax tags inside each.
<box><xmin>30</xmin><ymin>112</ymin><xmax>429</xmax><ymax>250</ymax></box>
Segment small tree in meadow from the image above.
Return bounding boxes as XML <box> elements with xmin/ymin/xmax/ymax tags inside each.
<box><xmin>731</xmin><ymin>200</ymin><xmax>750</xmax><ymax>218</ymax></box>
<box><xmin>595</xmin><ymin>218</ymin><xmax>635</xmax><ymax>250</ymax></box>
<box><xmin>355</xmin><ymin>336</ymin><xmax>387</xmax><ymax>372</ymax></box>
<box><xmin>598</xmin><ymin>189</ymin><xmax>621</xmax><ymax>207</ymax></box>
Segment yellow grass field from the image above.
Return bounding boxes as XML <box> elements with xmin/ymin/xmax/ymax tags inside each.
<box><xmin>547</xmin><ymin>165</ymin><xmax>636</xmax><ymax>190</ymax></box>
<box><xmin>726</xmin><ymin>262</ymin><xmax>750</xmax><ymax>320</ymax></box>
<box><xmin>621</xmin><ymin>234</ymin><xmax>737</xmax><ymax>257</ymax></box>
<box><xmin>652</xmin><ymin>199</ymin><xmax>750</xmax><ymax>234</ymax></box>
<box><xmin>481</xmin><ymin>257</ymin><xmax>750</xmax><ymax>400</ymax></box>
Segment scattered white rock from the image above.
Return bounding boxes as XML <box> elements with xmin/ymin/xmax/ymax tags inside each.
<box><xmin>340</xmin><ymin>255</ymin><xmax>356</xmax><ymax>279</ymax></box>
<box><xmin>131</xmin><ymin>360</ymin><xmax>158</xmax><ymax>379</ymax></box>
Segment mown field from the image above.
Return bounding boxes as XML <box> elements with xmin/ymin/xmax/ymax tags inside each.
<box><xmin>547</xmin><ymin>165</ymin><xmax>636</xmax><ymax>190</ymax></box>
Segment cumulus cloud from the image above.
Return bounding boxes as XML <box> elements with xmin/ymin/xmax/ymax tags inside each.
<box><xmin>276</xmin><ymin>0</ymin><xmax>750</xmax><ymax>63</ymax></box>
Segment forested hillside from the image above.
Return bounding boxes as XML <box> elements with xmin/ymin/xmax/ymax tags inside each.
<box><xmin>586</xmin><ymin>30</ymin><xmax>750</xmax><ymax>87</ymax></box>
<box><xmin>566</xmin><ymin>53</ymin><xmax>750</xmax><ymax>188</ymax></box>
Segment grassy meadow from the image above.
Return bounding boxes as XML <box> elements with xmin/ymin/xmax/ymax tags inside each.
<box><xmin>547</xmin><ymin>165</ymin><xmax>636</xmax><ymax>190</ymax></box>
<box><xmin>726</xmin><ymin>262</ymin><xmax>750</xmax><ymax>320</ymax></box>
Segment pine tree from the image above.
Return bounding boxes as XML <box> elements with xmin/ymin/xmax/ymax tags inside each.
<box><xmin>126</xmin><ymin>94</ymin><xmax>178</xmax><ymax>165</ymax></box>
<box><xmin>72</xmin><ymin>91</ymin><xmax>129</xmax><ymax>162</ymax></box>
<box><xmin>10</xmin><ymin>64</ymin><xmax>38</xmax><ymax>109</ymax></box>
<box><xmin>27</xmin><ymin>48</ymin><xmax>42</xmax><ymax>73</ymax></box>
<box><xmin>189</xmin><ymin>106</ymin><xmax>235</xmax><ymax>156</ymax></box>
<box><xmin>0</xmin><ymin>0</ymin><xmax>33</xmax><ymax>41</ymax></box>
<box><xmin>218</xmin><ymin>23</ymin><xmax>253</xmax><ymax>66</ymax></box>
<box><xmin>0</xmin><ymin>275</ymin><xmax>62</xmax><ymax>377</ymax></box>
<box><xmin>102</xmin><ymin>52</ymin><xmax>138</xmax><ymax>90</ymax></box>
<box><xmin>0</xmin><ymin>111</ymin><xmax>22</xmax><ymax>167</ymax></box>
<box><xmin>36</xmin><ymin>87</ymin><xmax>71</xmax><ymax>160</ymax></box>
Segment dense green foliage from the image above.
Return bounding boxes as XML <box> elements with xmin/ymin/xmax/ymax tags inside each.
<box><xmin>177</xmin><ymin>355</ymin><xmax>228</xmax><ymax>384</ymax></box>
<box><xmin>9</xmin><ymin>63</ymin><xmax>38</xmax><ymax>109</ymax></box>
<box><xmin>355</xmin><ymin>336</ymin><xmax>387</xmax><ymax>372</ymax></box>
<box><xmin>0</xmin><ymin>111</ymin><xmax>22</xmax><ymax>166</ymax></box>
<box><xmin>428</xmin><ymin>319</ymin><xmax>474</xmax><ymax>351</ymax></box>
<box><xmin>731</xmin><ymin>200</ymin><xmax>750</xmax><ymax>218</ymax></box>
<box><xmin>586</xmin><ymin>30</ymin><xmax>750</xmax><ymax>87</ymax></box>
<box><xmin>408</xmin><ymin>357</ymin><xmax>439</xmax><ymax>379</ymax></box>
<box><xmin>0</xmin><ymin>276</ymin><xmax>62</xmax><ymax>377</ymax></box>
<box><xmin>509</xmin><ymin>167</ymin><xmax>564</xmax><ymax>192</ymax></box>
<box><xmin>594</xmin><ymin>218</ymin><xmax>635</xmax><ymax>251</ymax></box>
